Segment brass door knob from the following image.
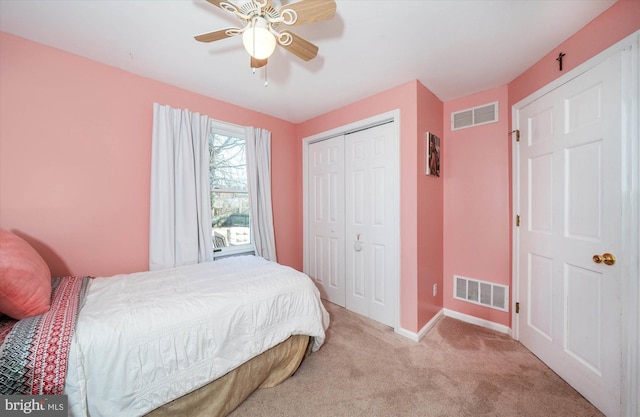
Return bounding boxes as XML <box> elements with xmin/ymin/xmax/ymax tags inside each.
<box><xmin>593</xmin><ymin>253</ymin><xmax>616</xmax><ymax>266</ymax></box>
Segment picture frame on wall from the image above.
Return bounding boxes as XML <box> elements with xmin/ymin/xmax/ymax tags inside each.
<box><xmin>426</xmin><ymin>132</ymin><xmax>440</xmax><ymax>177</ymax></box>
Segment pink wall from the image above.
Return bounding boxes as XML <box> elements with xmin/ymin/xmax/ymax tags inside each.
<box><xmin>416</xmin><ymin>83</ymin><xmax>444</xmax><ymax>326</ymax></box>
<box><xmin>297</xmin><ymin>80</ymin><xmax>444</xmax><ymax>333</ymax></box>
<box><xmin>443</xmin><ymin>86</ymin><xmax>511</xmax><ymax>327</ymax></box>
<box><xmin>0</xmin><ymin>32</ymin><xmax>299</xmax><ymax>277</ymax></box>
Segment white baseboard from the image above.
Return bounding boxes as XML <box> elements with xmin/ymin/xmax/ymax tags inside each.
<box><xmin>395</xmin><ymin>309</ymin><xmax>444</xmax><ymax>342</ymax></box>
<box><xmin>394</xmin><ymin>308</ymin><xmax>512</xmax><ymax>341</ymax></box>
<box><xmin>443</xmin><ymin>308</ymin><xmax>512</xmax><ymax>336</ymax></box>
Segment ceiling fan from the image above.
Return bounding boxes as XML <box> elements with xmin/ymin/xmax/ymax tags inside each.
<box><xmin>195</xmin><ymin>0</ymin><xmax>337</xmax><ymax>69</ymax></box>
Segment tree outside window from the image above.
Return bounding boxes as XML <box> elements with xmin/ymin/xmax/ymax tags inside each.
<box><xmin>209</xmin><ymin>126</ymin><xmax>253</xmax><ymax>256</ymax></box>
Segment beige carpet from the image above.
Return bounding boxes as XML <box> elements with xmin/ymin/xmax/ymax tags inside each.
<box><xmin>229</xmin><ymin>301</ymin><xmax>603</xmax><ymax>417</ymax></box>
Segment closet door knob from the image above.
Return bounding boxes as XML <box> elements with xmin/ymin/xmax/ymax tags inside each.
<box><xmin>593</xmin><ymin>253</ymin><xmax>616</xmax><ymax>266</ymax></box>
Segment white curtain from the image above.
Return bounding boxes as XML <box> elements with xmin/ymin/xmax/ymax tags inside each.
<box><xmin>149</xmin><ymin>103</ymin><xmax>213</xmax><ymax>270</ymax></box>
<box><xmin>245</xmin><ymin>127</ymin><xmax>277</xmax><ymax>262</ymax></box>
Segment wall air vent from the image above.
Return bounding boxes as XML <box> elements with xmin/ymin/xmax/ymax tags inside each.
<box><xmin>454</xmin><ymin>275</ymin><xmax>508</xmax><ymax>312</ymax></box>
<box><xmin>451</xmin><ymin>102</ymin><xmax>498</xmax><ymax>130</ymax></box>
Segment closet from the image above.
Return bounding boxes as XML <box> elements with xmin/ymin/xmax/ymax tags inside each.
<box><xmin>303</xmin><ymin>114</ymin><xmax>399</xmax><ymax>327</ymax></box>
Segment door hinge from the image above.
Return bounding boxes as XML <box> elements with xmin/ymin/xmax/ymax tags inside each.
<box><xmin>515</xmin><ymin>302</ymin><xmax>520</xmax><ymax>314</ymax></box>
<box><xmin>516</xmin><ymin>214</ymin><xmax>520</xmax><ymax>227</ymax></box>
<box><xmin>510</xmin><ymin>129</ymin><xmax>520</xmax><ymax>142</ymax></box>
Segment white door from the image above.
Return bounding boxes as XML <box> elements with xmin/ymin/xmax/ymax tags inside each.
<box><xmin>307</xmin><ymin>136</ymin><xmax>346</xmax><ymax>306</ymax></box>
<box><xmin>515</xmin><ymin>50</ymin><xmax>624</xmax><ymax>416</ymax></box>
<box><xmin>344</xmin><ymin>122</ymin><xmax>398</xmax><ymax>327</ymax></box>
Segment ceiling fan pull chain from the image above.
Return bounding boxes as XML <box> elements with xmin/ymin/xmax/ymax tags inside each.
<box><xmin>264</xmin><ymin>64</ymin><xmax>268</xmax><ymax>87</ymax></box>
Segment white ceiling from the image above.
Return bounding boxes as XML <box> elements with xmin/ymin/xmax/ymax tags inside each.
<box><xmin>0</xmin><ymin>0</ymin><xmax>616</xmax><ymax>123</ymax></box>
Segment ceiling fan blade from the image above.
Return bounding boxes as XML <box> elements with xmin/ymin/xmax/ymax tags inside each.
<box><xmin>280</xmin><ymin>0</ymin><xmax>336</xmax><ymax>26</ymax></box>
<box><xmin>194</xmin><ymin>28</ymin><xmax>236</xmax><ymax>43</ymax></box>
<box><xmin>279</xmin><ymin>30</ymin><xmax>318</xmax><ymax>61</ymax></box>
<box><xmin>251</xmin><ymin>57</ymin><xmax>268</xmax><ymax>69</ymax></box>
<box><xmin>205</xmin><ymin>0</ymin><xmax>241</xmax><ymax>16</ymax></box>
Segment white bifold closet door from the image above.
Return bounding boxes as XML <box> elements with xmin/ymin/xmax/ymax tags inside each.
<box><xmin>308</xmin><ymin>121</ymin><xmax>398</xmax><ymax>327</ymax></box>
<box><xmin>308</xmin><ymin>136</ymin><xmax>346</xmax><ymax>305</ymax></box>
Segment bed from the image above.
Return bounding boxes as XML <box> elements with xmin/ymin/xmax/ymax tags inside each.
<box><xmin>0</xmin><ymin>252</ymin><xmax>329</xmax><ymax>417</ymax></box>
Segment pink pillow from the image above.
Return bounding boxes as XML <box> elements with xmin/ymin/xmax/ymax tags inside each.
<box><xmin>0</xmin><ymin>229</ymin><xmax>52</xmax><ymax>319</ymax></box>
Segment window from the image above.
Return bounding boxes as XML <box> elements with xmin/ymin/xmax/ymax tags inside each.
<box><xmin>209</xmin><ymin>120</ymin><xmax>253</xmax><ymax>257</ymax></box>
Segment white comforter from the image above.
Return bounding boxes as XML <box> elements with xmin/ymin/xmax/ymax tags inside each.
<box><xmin>64</xmin><ymin>256</ymin><xmax>329</xmax><ymax>417</ymax></box>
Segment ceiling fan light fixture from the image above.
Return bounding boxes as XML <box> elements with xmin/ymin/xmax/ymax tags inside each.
<box><xmin>196</xmin><ymin>0</ymin><xmax>337</xmax><ymax>66</ymax></box>
<box><xmin>242</xmin><ymin>17</ymin><xmax>276</xmax><ymax>60</ymax></box>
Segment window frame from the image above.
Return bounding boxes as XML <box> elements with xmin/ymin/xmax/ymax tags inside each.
<box><xmin>209</xmin><ymin>119</ymin><xmax>254</xmax><ymax>259</ymax></box>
